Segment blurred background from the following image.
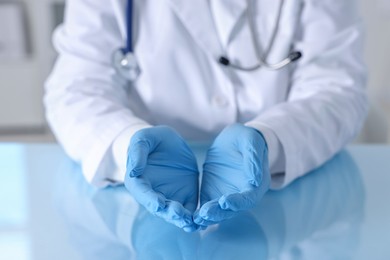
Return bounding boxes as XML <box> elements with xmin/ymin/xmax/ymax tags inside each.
<box><xmin>0</xmin><ymin>0</ymin><xmax>389</xmax><ymax>143</ymax></box>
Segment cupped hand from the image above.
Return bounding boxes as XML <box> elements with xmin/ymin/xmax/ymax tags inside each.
<box><xmin>124</xmin><ymin>126</ymin><xmax>199</xmax><ymax>232</ymax></box>
<box><xmin>194</xmin><ymin>124</ymin><xmax>270</xmax><ymax>227</ymax></box>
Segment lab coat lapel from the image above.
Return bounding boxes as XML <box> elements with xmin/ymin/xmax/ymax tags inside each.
<box><xmin>210</xmin><ymin>0</ymin><xmax>248</xmax><ymax>48</ymax></box>
<box><xmin>167</xmin><ymin>0</ymin><xmax>223</xmax><ymax>59</ymax></box>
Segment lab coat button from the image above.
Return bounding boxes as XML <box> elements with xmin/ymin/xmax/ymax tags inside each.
<box><xmin>212</xmin><ymin>96</ymin><xmax>229</xmax><ymax>107</ymax></box>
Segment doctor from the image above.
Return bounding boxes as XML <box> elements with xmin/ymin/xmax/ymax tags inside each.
<box><xmin>45</xmin><ymin>0</ymin><xmax>367</xmax><ymax>232</ymax></box>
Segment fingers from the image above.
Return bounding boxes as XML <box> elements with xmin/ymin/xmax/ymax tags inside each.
<box><xmin>155</xmin><ymin>201</ymin><xmax>199</xmax><ymax>232</ymax></box>
<box><xmin>126</xmin><ymin>177</ymin><xmax>199</xmax><ymax>232</ymax></box>
<box><xmin>193</xmin><ymin>199</ymin><xmax>237</xmax><ymax>226</ymax></box>
<box><xmin>194</xmin><ymin>189</ymin><xmax>266</xmax><ymax>227</ymax></box>
<box><xmin>218</xmin><ymin>191</ymin><xmax>258</xmax><ymax>212</ymax></box>
<box><xmin>125</xmin><ymin>177</ymin><xmax>166</xmax><ymax>212</ymax></box>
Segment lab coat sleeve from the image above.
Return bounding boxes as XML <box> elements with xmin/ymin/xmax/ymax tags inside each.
<box><xmin>246</xmin><ymin>0</ymin><xmax>368</xmax><ymax>189</ymax></box>
<box><xmin>44</xmin><ymin>0</ymin><xmax>150</xmax><ymax>186</ymax></box>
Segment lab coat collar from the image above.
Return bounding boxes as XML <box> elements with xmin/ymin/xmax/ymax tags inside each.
<box><xmin>167</xmin><ymin>0</ymin><xmax>247</xmax><ymax>58</ymax></box>
<box><xmin>210</xmin><ymin>0</ymin><xmax>248</xmax><ymax>48</ymax></box>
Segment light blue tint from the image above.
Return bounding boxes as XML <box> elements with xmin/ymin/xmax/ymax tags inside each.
<box><xmin>0</xmin><ymin>232</ymin><xmax>31</xmax><ymax>260</ymax></box>
<box><xmin>349</xmin><ymin>146</ymin><xmax>390</xmax><ymax>260</ymax></box>
<box><xmin>0</xmin><ymin>144</ymin><xmax>28</xmax><ymax>227</ymax></box>
<box><xmin>1</xmin><ymin>144</ymin><xmax>390</xmax><ymax>259</ymax></box>
<box><xmin>54</xmin><ymin>147</ymin><xmax>366</xmax><ymax>259</ymax></box>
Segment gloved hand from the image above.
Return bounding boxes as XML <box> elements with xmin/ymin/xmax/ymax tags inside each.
<box><xmin>124</xmin><ymin>126</ymin><xmax>199</xmax><ymax>232</ymax></box>
<box><xmin>194</xmin><ymin>123</ymin><xmax>270</xmax><ymax>227</ymax></box>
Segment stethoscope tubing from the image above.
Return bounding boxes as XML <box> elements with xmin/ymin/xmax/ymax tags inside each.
<box><xmin>219</xmin><ymin>0</ymin><xmax>301</xmax><ymax>71</ymax></box>
<box><xmin>114</xmin><ymin>0</ymin><xmax>302</xmax><ymax>81</ymax></box>
<box><xmin>125</xmin><ymin>0</ymin><xmax>134</xmax><ymax>54</ymax></box>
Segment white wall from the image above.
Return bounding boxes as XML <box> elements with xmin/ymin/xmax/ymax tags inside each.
<box><xmin>357</xmin><ymin>0</ymin><xmax>390</xmax><ymax>143</ymax></box>
<box><xmin>361</xmin><ymin>0</ymin><xmax>390</xmax><ymax>101</ymax></box>
<box><xmin>0</xmin><ymin>0</ymin><xmax>63</xmax><ymax>133</ymax></box>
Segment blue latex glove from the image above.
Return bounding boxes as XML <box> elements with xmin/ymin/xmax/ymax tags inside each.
<box><xmin>124</xmin><ymin>126</ymin><xmax>199</xmax><ymax>232</ymax></box>
<box><xmin>194</xmin><ymin>123</ymin><xmax>271</xmax><ymax>227</ymax></box>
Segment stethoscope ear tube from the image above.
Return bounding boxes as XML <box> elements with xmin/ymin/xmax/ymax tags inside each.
<box><xmin>113</xmin><ymin>0</ymin><xmax>141</xmax><ymax>81</ymax></box>
<box><xmin>218</xmin><ymin>51</ymin><xmax>302</xmax><ymax>71</ymax></box>
<box><xmin>125</xmin><ymin>0</ymin><xmax>134</xmax><ymax>54</ymax></box>
<box><xmin>290</xmin><ymin>51</ymin><xmax>302</xmax><ymax>62</ymax></box>
<box><xmin>114</xmin><ymin>0</ymin><xmax>304</xmax><ymax>81</ymax></box>
<box><xmin>218</xmin><ymin>0</ymin><xmax>302</xmax><ymax>72</ymax></box>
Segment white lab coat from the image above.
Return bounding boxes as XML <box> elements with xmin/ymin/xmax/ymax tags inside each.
<box><xmin>45</xmin><ymin>0</ymin><xmax>368</xmax><ymax>188</ymax></box>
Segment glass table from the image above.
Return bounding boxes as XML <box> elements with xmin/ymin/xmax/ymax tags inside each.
<box><xmin>1</xmin><ymin>144</ymin><xmax>389</xmax><ymax>259</ymax></box>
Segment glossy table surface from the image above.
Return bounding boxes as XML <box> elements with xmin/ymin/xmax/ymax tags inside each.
<box><xmin>1</xmin><ymin>144</ymin><xmax>390</xmax><ymax>260</ymax></box>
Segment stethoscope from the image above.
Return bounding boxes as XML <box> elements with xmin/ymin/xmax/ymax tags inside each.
<box><xmin>113</xmin><ymin>0</ymin><xmax>302</xmax><ymax>81</ymax></box>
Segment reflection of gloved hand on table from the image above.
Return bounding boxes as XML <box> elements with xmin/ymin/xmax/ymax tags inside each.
<box><xmin>124</xmin><ymin>126</ymin><xmax>199</xmax><ymax>232</ymax></box>
<box><xmin>194</xmin><ymin>123</ymin><xmax>271</xmax><ymax>227</ymax></box>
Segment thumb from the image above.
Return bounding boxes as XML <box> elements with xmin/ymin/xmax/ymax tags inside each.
<box><xmin>218</xmin><ymin>191</ymin><xmax>258</xmax><ymax>212</ymax></box>
<box><xmin>126</xmin><ymin>140</ymin><xmax>150</xmax><ymax>177</ymax></box>
<box><xmin>243</xmin><ymin>147</ymin><xmax>262</xmax><ymax>187</ymax></box>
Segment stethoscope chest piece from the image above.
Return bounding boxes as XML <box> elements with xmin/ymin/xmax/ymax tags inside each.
<box><xmin>112</xmin><ymin>48</ymin><xmax>141</xmax><ymax>81</ymax></box>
